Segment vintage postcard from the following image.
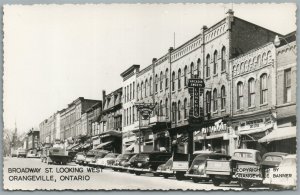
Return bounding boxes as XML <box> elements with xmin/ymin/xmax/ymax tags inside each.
<box><xmin>2</xmin><ymin>3</ymin><xmax>297</xmax><ymax>191</ymax></box>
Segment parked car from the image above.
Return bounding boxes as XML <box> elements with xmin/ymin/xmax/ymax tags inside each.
<box><xmin>89</xmin><ymin>151</ymin><xmax>109</xmax><ymax>167</ymax></box>
<box><xmin>75</xmin><ymin>152</ymin><xmax>86</xmax><ymax>165</ymax></box>
<box><xmin>231</xmin><ymin>149</ymin><xmax>263</xmax><ymax>189</ymax></box>
<box><xmin>17</xmin><ymin>148</ymin><xmax>27</xmax><ymax>158</ymax></box>
<box><xmin>156</xmin><ymin>157</ymin><xmax>173</xmax><ymax>178</ymax></box>
<box><xmin>263</xmin><ymin>154</ymin><xmax>296</xmax><ymax>190</ymax></box>
<box><xmin>95</xmin><ymin>153</ymin><xmax>119</xmax><ymax>169</ymax></box>
<box><xmin>261</xmin><ymin>152</ymin><xmax>288</xmax><ymax>179</ymax></box>
<box><xmin>112</xmin><ymin>153</ymin><xmax>135</xmax><ymax>171</ymax></box>
<box><xmin>204</xmin><ymin>153</ymin><xmax>232</xmax><ymax>186</ymax></box>
<box><xmin>131</xmin><ymin>152</ymin><xmax>172</xmax><ymax>176</ymax></box>
<box><xmin>124</xmin><ymin>154</ymin><xmax>138</xmax><ymax>173</ymax></box>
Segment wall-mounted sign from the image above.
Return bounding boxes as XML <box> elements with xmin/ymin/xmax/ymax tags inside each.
<box><xmin>201</xmin><ymin>119</ymin><xmax>228</xmax><ymax>135</ymax></box>
<box><xmin>188</xmin><ymin>78</ymin><xmax>205</xmax><ymax>122</ymax></box>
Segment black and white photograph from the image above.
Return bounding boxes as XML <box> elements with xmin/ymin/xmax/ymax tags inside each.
<box><xmin>2</xmin><ymin>3</ymin><xmax>297</xmax><ymax>191</ymax></box>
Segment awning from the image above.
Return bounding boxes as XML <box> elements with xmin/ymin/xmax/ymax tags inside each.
<box><xmin>238</xmin><ymin>123</ymin><xmax>273</xmax><ymax>135</ymax></box>
<box><xmin>125</xmin><ymin>143</ymin><xmax>135</xmax><ymax>151</ymax></box>
<box><xmin>258</xmin><ymin>126</ymin><xmax>296</xmax><ymax>143</ymax></box>
<box><xmin>95</xmin><ymin>141</ymin><xmax>112</xmax><ymax>149</ymax></box>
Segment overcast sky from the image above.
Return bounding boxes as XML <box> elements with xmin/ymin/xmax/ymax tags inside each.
<box><xmin>3</xmin><ymin>3</ymin><xmax>296</xmax><ymax>134</ymax></box>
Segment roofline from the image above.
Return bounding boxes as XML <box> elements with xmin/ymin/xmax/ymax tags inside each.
<box><xmin>120</xmin><ymin>64</ymin><xmax>140</xmax><ymax>77</ymax></box>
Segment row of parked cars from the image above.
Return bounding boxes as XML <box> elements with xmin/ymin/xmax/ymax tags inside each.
<box><xmin>74</xmin><ymin>149</ymin><xmax>296</xmax><ymax>190</ymax></box>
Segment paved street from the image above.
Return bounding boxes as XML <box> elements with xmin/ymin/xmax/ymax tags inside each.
<box><xmin>3</xmin><ymin>157</ymin><xmax>270</xmax><ymax>191</ymax></box>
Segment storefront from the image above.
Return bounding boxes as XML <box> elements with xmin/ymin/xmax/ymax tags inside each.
<box><xmin>98</xmin><ymin>130</ymin><xmax>122</xmax><ymax>153</ymax></box>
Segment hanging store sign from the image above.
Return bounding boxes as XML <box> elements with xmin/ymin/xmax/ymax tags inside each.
<box><xmin>188</xmin><ymin>78</ymin><xmax>205</xmax><ymax>123</ymax></box>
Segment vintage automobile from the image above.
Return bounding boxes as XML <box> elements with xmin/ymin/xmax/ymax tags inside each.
<box><xmin>260</xmin><ymin>152</ymin><xmax>288</xmax><ymax>178</ymax></box>
<box><xmin>263</xmin><ymin>154</ymin><xmax>296</xmax><ymax>190</ymax></box>
<box><xmin>124</xmin><ymin>154</ymin><xmax>138</xmax><ymax>173</ymax></box>
<box><xmin>75</xmin><ymin>152</ymin><xmax>86</xmax><ymax>165</ymax></box>
<box><xmin>95</xmin><ymin>153</ymin><xmax>119</xmax><ymax>169</ymax></box>
<box><xmin>231</xmin><ymin>149</ymin><xmax>263</xmax><ymax>189</ymax></box>
<box><xmin>172</xmin><ymin>150</ymin><xmax>212</xmax><ymax>180</ymax></box>
<box><xmin>88</xmin><ymin>151</ymin><xmax>109</xmax><ymax>167</ymax></box>
<box><xmin>83</xmin><ymin>150</ymin><xmax>104</xmax><ymax>166</ymax></box>
<box><xmin>131</xmin><ymin>152</ymin><xmax>172</xmax><ymax>176</ymax></box>
<box><xmin>47</xmin><ymin>146</ymin><xmax>70</xmax><ymax>165</ymax></box>
<box><xmin>204</xmin><ymin>153</ymin><xmax>232</xmax><ymax>186</ymax></box>
<box><xmin>156</xmin><ymin>157</ymin><xmax>173</xmax><ymax>178</ymax></box>
<box><xmin>17</xmin><ymin>148</ymin><xmax>27</xmax><ymax>158</ymax></box>
<box><xmin>112</xmin><ymin>153</ymin><xmax>135</xmax><ymax>171</ymax></box>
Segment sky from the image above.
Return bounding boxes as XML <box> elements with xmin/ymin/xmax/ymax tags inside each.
<box><xmin>3</xmin><ymin>3</ymin><xmax>296</xmax><ymax>134</ymax></box>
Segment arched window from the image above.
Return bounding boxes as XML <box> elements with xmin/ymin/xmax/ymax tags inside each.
<box><xmin>160</xmin><ymin>100</ymin><xmax>163</xmax><ymax>116</ymax></box>
<box><xmin>165</xmin><ymin>68</ymin><xmax>169</xmax><ymax>89</ymax></box>
<box><xmin>129</xmin><ymin>107</ymin><xmax>131</xmax><ymax>124</ymax></box>
<box><xmin>155</xmin><ymin>74</ymin><xmax>158</xmax><ymax>93</ymax></box>
<box><xmin>141</xmin><ymin>81</ymin><xmax>144</xmax><ymax>99</ymax></box>
<box><xmin>155</xmin><ymin>102</ymin><xmax>159</xmax><ymax>115</ymax></box>
<box><xmin>165</xmin><ymin>98</ymin><xmax>169</xmax><ymax>118</ymax></box>
<box><xmin>160</xmin><ymin>71</ymin><xmax>163</xmax><ymax>91</ymax></box>
<box><xmin>206</xmin><ymin>54</ymin><xmax>210</xmax><ymax>78</ymax></box>
<box><xmin>184</xmin><ymin>66</ymin><xmax>188</xmax><ymax>86</ymax></box>
<box><xmin>184</xmin><ymin>98</ymin><xmax>187</xmax><ymax>119</ymax></box>
<box><xmin>260</xmin><ymin>74</ymin><xmax>268</xmax><ymax>104</ymax></box>
<box><xmin>206</xmin><ymin>91</ymin><xmax>211</xmax><ymax>114</ymax></box>
<box><xmin>213</xmin><ymin>50</ymin><xmax>218</xmax><ymax>75</ymax></box>
<box><xmin>145</xmin><ymin>79</ymin><xmax>148</xmax><ymax>97</ymax></box>
<box><xmin>213</xmin><ymin>88</ymin><xmax>218</xmax><ymax>112</ymax></box>
<box><xmin>221</xmin><ymin>86</ymin><xmax>226</xmax><ymax>110</ymax></box>
<box><xmin>178</xmin><ymin>69</ymin><xmax>181</xmax><ymax>89</ymax></box>
<box><xmin>172</xmin><ymin>102</ymin><xmax>176</xmax><ymax>122</ymax></box>
<box><xmin>172</xmin><ymin>71</ymin><xmax>175</xmax><ymax>91</ymax></box>
<box><xmin>237</xmin><ymin>82</ymin><xmax>243</xmax><ymax>109</ymax></box>
<box><xmin>221</xmin><ymin>46</ymin><xmax>226</xmax><ymax>71</ymax></box>
<box><xmin>178</xmin><ymin>101</ymin><xmax>181</xmax><ymax>121</ymax></box>
<box><xmin>136</xmin><ymin>84</ymin><xmax>140</xmax><ymax>101</ymax></box>
<box><xmin>149</xmin><ymin>77</ymin><xmax>152</xmax><ymax>95</ymax></box>
<box><xmin>248</xmin><ymin>78</ymin><xmax>255</xmax><ymax>107</ymax></box>
<box><xmin>190</xmin><ymin>62</ymin><xmax>194</xmax><ymax>78</ymax></box>
<box><xmin>197</xmin><ymin>58</ymin><xmax>201</xmax><ymax>78</ymax></box>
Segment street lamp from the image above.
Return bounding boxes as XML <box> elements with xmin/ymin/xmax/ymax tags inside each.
<box><xmin>274</xmin><ymin>35</ymin><xmax>296</xmax><ymax>54</ymax></box>
<box><xmin>134</xmin><ymin>102</ymin><xmax>156</xmax><ymax>154</ymax></box>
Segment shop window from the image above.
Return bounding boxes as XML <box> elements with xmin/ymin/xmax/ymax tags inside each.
<box><xmin>221</xmin><ymin>86</ymin><xmax>226</xmax><ymax>109</ymax></box>
<box><xmin>260</xmin><ymin>74</ymin><xmax>268</xmax><ymax>104</ymax></box>
<box><xmin>237</xmin><ymin>82</ymin><xmax>243</xmax><ymax>109</ymax></box>
<box><xmin>248</xmin><ymin>78</ymin><xmax>255</xmax><ymax>107</ymax></box>
<box><xmin>213</xmin><ymin>88</ymin><xmax>218</xmax><ymax>112</ymax></box>
<box><xmin>206</xmin><ymin>54</ymin><xmax>210</xmax><ymax>78</ymax></box>
<box><xmin>178</xmin><ymin>69</ymin><xmax>181</xmax><ymax>89</ymax></box>
<box><xmin>172</xmin><ymin>71</ymin><xmax>175</xmax><ymax>91</ymax></box>
<box><xmin>213</xmin><ymin>50</ymin><xmax>218</xmax><ymax>75</ymax></box>
<box><xmin>284</xmin><ymin>68</ymin><xmax>291</xmax><ymax>103</ymax></box>
<box><xmin>206</xmin><ymin>91</ymin><xmax>211</xmax><ymax>114</ymax></box>
<box><xmin>221</xmin><ymin>46</ymin><xmax>226</xmax><ymax>71</ymax></box>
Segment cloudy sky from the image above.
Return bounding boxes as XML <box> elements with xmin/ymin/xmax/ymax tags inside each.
<box><xmin>3</xmin><ymin>3</ymin><xmax>296</xmax><ymax>133</ymax></box>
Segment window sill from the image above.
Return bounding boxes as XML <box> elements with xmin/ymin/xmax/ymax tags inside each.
<box><xmin>160</xmin><ymin>90</ymin><xmax>163</xmax><ymax>93</ymax></box>
<box><xmin>237</xmin><ymin>108</ymin><xmax>244</xmax><ymax>112</ymax></box>
<box><xmin>155</xmin><ymin>92</ymin><xmax>158</xmax><ymax>95</ymax></box>
<box><xmin>212</xmin><ymin>111</ymin><xmax>218</xmax><ymax>114</ymax></box>
<box><xmin>248</xmin><ymin>106</ymin><xmax>256</xmax><ymax>109</ymax></box>
<box><xmin>260</xmin><ymin>103</ymin><xmax>268</xmax><ymax>107</ymax></box>
<box><xmin>220</xmin><ymin>109</ymin><xmax>226</xmax><ymax>112</ymax></box>
<box><xmin>172</xmin><ymin>91</ymin><xmax>176</xmax><ymax>94</ymax></box>
<box><xmin>213</xmin><ymin>74</ymin><xmax>218</xmax><ymax>77</ymax></box>
<box><xmin>221</xmin><ymin>70</ymin><xmax>226</xmax><ymax>74</ymax></box>
<box><xmin>205</xmin><ymin>76</ymin><xmax>211</xmax><ymax>80</ymax></box>
<box><xmin>178</xmin><ymin>88</ymin><xmax>182</xmax><ymax>92</ymax></box>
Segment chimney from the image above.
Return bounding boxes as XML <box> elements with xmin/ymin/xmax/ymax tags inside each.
<box><xmin>226</xmin><ymin>9</ymin><xmax>234</xmax><ymax>16</ymax></box>
<box><xmin>152</xmin><ymin>58</ymin><xmax>157</xmax><ymax>63</ymax></box>
<box><xmin>102</xmin><ymin>90</ymin><xmax>106</xmax><ymax>109</ymax></box>
<box><xmin>169</xmin><ymin>47</ymin><xmax>174</xmax><ymax>53</ymax></box>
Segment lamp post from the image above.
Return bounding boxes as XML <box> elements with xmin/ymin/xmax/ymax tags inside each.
<box><xmin>274</xmin><ymin>35</ymin><xmax>296</xmax><ymax>54</ymax></box>
<box><xmin>134</xmin><ymin>102</ymin><xmax>156</xmax><ymax>154</ymax></box>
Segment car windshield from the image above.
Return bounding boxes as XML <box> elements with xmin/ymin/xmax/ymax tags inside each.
<box><xmin>129</xmin><ymin>155</ymin><xmax>137</xmax><ymax>162</ymax></box>
<box><xmin>263</xmin><ymin>156</ymin><xmax>283</xmax><ymax>162</ymax></box>
<box><xmin>280</xmin><ymin>158</ymin><xmax>296</xmax><ymax>167</ymax></box>
<box><xmin>165</xmin><ymin>158</ymin><xmax>173</xmax><ymax>166</ymax></box>
<box><xmin>117</xmin><ymin>154</ymin><xmax>131</xmax><ymax>160</ymax></box>
<box><xmin>191</xmin><ymin>156</ymin><xmax>207</xmax><ymax>166</ymax></box>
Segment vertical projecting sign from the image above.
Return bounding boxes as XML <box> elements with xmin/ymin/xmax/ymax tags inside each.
<box><xmin>188</xmin><ymin>78</ymin><xmax>205</xmax><ymax>123</ymax></box>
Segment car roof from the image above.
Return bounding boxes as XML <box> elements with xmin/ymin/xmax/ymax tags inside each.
<box><xmin>262</xmin><ymin>152</ymin><xmax>288</xmax><ymax>158</ymax></box>
<box><xmin>233</xmin><ymin>149</ymin><xmax>260</xmax><ymax>154</ymax></box>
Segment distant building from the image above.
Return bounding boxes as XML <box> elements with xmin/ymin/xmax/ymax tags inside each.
<box><xmin>26</xmin><ymin>128</ymin><xmax>40</xmax><ymax>154</ymax></box>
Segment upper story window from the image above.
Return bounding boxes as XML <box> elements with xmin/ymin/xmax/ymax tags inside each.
<box><xmin>178</xmin><ymin>100</ymin><xmax>181</xmax><ymax>121</ymax></box>
<box><xmin>165</xmin><ymin>68</ymin><xmax>169</xmax><ymax>89</ymax></box>
<box><xmin>133</xmin><ymin>82</ymin><xmax>135</xmax><ymax>99</ymax></box>
<box><xmin>159</xmin><ymin>100</ymin><xmax>163</xmax><ymax>116</ymax></box>
<box><xmin>284</xmin><ymin>68</ymin><xmax>292</xmax><ymax>103</ymax></box>
<box><xmin>172</xmin><ymin>102</ymin><xmax>176</xmax><ymax>122</ymax></box>
<box><xmin>145</xmin><ymin>79</ymin><xmax>148</xmax><ymax>97</ymax></box>
<box><xmin>248</xmin><ymin>78</ymin><xmax>255</xmax><ymax>107</ymax></box>
<box><xmin>178</xmin><ymin>69</ymin><xmax>181</xmax><ymax>89</ymax></box>
<box><xmin>149</xmin><ymin>77</ymin><xmax>152</xmax><ymax>95</ymax></box>
<box><xmin>184</xmin><ymin>98</ymin><xmax>187</xmax><ymax>119</ymax></box>
<box><xmin>197</xmin><ymin>59</ymin><xmax>201</xmax><ymax>78</ymax></box>
<box><xmin>124</xmin><ymin>87</ymin><xmax>127</xmax><ymax>103</ymax></box>
<box><xmin>136</xmin><ymin>84</ymin><xmax>139</xmax><ymax>101</ymax></box>
<box><xmin>260</xmin><ymin>74</ymin><xmax>268</xmax><ymax>104</ymax></box>
<box><xmin>165</xmin><ymin>98</ymin><xmax>169</xmax><ymax>118</ymax></box>
<box><xmin>190</xmin><ymin>62</ymin><xmax>194</xmax><ymax>78</ymax></box>
<box><xmin>213</xmin><ymin>50</ymin><xmax>218</xmax><ymax>75</ymax></box>
<box><xmin>172</xmin><ymin>71</ymin><xmax>175</xmax><ymax>91</ymax></box>
<box><xmin>213</xmin><ymin>88</ymin><xmax>218</xmax><ymax>112</ymax></box>
<box><xmin>140</xmin><ymin>82</ymin><xmax>144</xmax><ymax>99</ymax></box>
<box><xmin>155</xmin><ymin>74</ymin><xmax>158</xmax><ymax>93</ymax></box>
<box><xmin>237</xmin><ymin>82</ymin><xmax>243</xmax><ymax>110</ymax></box>
<box><xmin>184</xmin><ymin>66</ymin><xmax>188</xmax><ymax>86</ymax></box>
<box><xmin>206</xmin><ymin>91</ymin><xmax>211</xmax><ymax>114</ymax></box>
<box><xmin>160</xmin><ymin>71</ymin><xmax>163</xmax><ymax>91</ymax></box>
<box><xmin>130</xmin><ymin>83</ymin><xmax>132</xmax><ymax>100</ymax></box>
<box><xmin>127</xmin><ymin>85</ymin><xmax>129</xmax><ymax>102</ymax></box>
<box><xmin>221</xmin><ymin>46</ymin><xmax>226</xmax><ymax>71</ymax></box>
<box><xmin>206</xmin><ymin>54</ymin><xmax>210</xmax><ymax>78</ymax></box>
<box><xmin>221</xmin><ymin>86</ymin><xmax>226</xmax><ymax>110</ymax></box>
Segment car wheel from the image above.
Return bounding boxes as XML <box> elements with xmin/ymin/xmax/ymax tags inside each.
<box><xmin>192</xmin><ymin>178</ymin><xmax>200</xmax><ymax>183</ymax></box>
<box><xmin>224</xmin><ymin>180</ymin><xmax>231</xmax><ymax>184</ymax></box>
<box><xmin>153</xmin><ymin>173</ymin><xmax>160</xmax><ymax>177</ymax></box>
<box><xmin>175</xmin><ymin>172</ymin><xmax>185</xmax><ymax>181</ymax></box>
<box><xmin>135</xmin><ymin>172</ymin><xmax>141</xmax><ymax>176</ymax></box>
<box><xmin>212</xmin><ymin>178</ymin><xmax>221</xmax><ymax>186</ymax></box>
<box><xmin>163</xmin><ymin>174</ymin><xmax>169</xmax><ymax>179</ymax></box>
<box><xmin>240</xmin><ymin>181</ymin><xmax>252</xmax><ymax>189</ymax></box>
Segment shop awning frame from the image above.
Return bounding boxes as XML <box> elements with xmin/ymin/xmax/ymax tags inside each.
<box><xmin>258</xmin><ymin>126</ymin><xmax>296</xmax><ymax>143</ymax></box>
